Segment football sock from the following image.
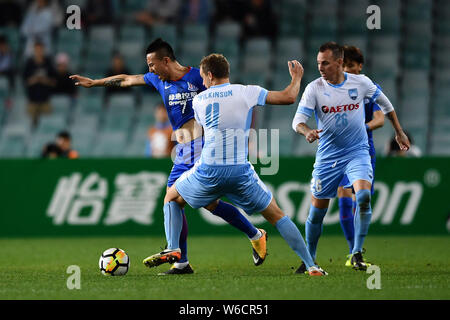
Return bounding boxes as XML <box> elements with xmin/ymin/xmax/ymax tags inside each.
<box><xmin>173</xmin><ymin>261</ymin><xmax>189</xmax><ymax>269</ymax></box>
<box><xmin>249</xmin><ymin>229</ymin><xmax>262</xmax><ymax>241</ymax></box>
<box><xmin>339</xmin><ymin>197</ymin><xmax>354</xmax><ymax>253</ymax></box>
<box><xmin>352</xmin><ymin>189</ymin><xmax>372</xmax><ymax>254</ymax></box>
<box><xmin>211</xmin><ymin>200</ymin><xmax>258</xmax><ymax>238</ymax></box>
<box><xmin>163</xmin><ymin>201</ymin><xmax>183</xmax><ymax>250</ymax></box>
<box><xmin>178</xmin><ymin>210</ymin><xmax>188</xmax><ymax>263</ymax></box>
<box><xmin>275</xmin><ymin>215</ymin><xmax>316</xmax><ymax>269</ymax></box>
<box><xmin>305</xmin><ymin>205</ymin><xmax>328</xmax><ymax>261</ymax></box>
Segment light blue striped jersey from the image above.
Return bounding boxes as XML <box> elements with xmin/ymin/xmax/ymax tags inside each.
<box><xmin>192</xmin><ymin>83</ymin><xmax>268</xmax><ymax>165</ymax></box>
<box><xmin>295</xmin><ymin>73</ymin><xmax>381</xmax><ymax>163</ymax></box>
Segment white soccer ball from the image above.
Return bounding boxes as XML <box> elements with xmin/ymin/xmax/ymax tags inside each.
<box><xmin>99</xmin><ymin>248</ymin><xmax>130</xmax><ymax>276</ymax></box>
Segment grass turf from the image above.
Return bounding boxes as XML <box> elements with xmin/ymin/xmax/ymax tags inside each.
<box><xmin>1</xmin><ymin>235</ymin><xmax>449</xmax><ymax>300</ymax></box>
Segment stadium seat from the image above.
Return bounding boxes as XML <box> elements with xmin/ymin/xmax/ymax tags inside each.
<box><xmin>119</xmin><ymin>24</ymin><xmax>146</xmax><ymax>44</ymax></box>
<box><xmin>91</xmin><ymin>132</ymin><xmax>128</xmax><ymax>157</ymax></box>
<box><xmin>141</xmin><ymin>93</ymin><xmax>163</xmax><ymax>110</ymax></box>
<box><xmin>275</xmin><ymin>37</ymin><xmax>304</xmax><ymax>72</ymax></box>
<box><xmin>0</xmin><ymin>76</ymin><xmax>8</xmax><ymax>99</ymax></box>
<box><xmin>102</xmin><ymin>94</ymin><xmax>136</xmax><ymax>133</ymax></box>
<box><xmin>0</xmin><ymin>125</ymin><xmax>29</xmax><ymax>158</ymax></box>
<box><xmin>76</xmin><ymin>94</ymin><xmax>104</xmax><ymax>115</ymax></box>
<box><xmin>150</xmin><ymin>24</ymin><xmax>178</xmax><ymax>50</ymax></box>
<box><xmin>182</xmin><ymin>23</ymin><xmax>209</xmax><ymax>41</ymax></box>
<box><xmin>50</xmin><ymin>95</ymin><xmax>73</xmax><ymax>117</ymax></box>
<box><xmin>179</xmin><ymin>39</ymin><xmax>207</xmax><ymax>67</ymax></box>
<box><xmin>213</xmin><ymin>40</ymin><xmax>239</xmax><ymax>60</ymax></box>
<box><xmin>35</xmin><ymin>114</ymin><xmax>68</xmax><ymax>136</ymax></box>
<box><xmin>117</xmin><ymin>41</ymin><xmax>146</xmax><ymax>74</ymax></box>
<box><xmin>215</xmin><ymin>21</ymin><xmax>242</xmax><ymax>42</ymax></box>
<box><xmin>125</xmin><ymin>127</ymin><xmax>150</xmax><ymax>157</ymax></box>
<box><xmin>245</xmin><ymin>38</ymin><xmax>272</xmax><ymax>58</ymax></box>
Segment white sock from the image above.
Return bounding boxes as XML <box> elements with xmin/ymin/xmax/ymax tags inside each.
<box><xmin>249</xmin><ymin>229</ymin><xmax>262</xmax><ymax>241</ymax></box>
<box><xmin>174</xmin><ymin>261</ymin><xmax>189</xmax><ymax>269</ymax></box>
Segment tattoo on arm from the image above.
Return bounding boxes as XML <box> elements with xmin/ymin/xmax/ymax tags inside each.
<box><xmin>104</xmin><ymin>78</ymin><xmax>123</xmax><ymax>87</ymax></box>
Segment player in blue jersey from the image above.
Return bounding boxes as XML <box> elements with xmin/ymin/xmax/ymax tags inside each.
<box><xmin>69</xmin><ymin>39</ymin><xmax>267</xmax><ymax>275</ymax></box>
<box><xmin>338</xmin><ymin>46</ymin><xmax>385</xmax><ymax>267</ymax></box>
<box><xmin>292</xmin><ymin>42</ymin><xmax>410</xmax><ymax>271</ymax></box>
<box><xmin>153</xmin><ymin>53</ymin><xmax>327</xmax><ymax>276</ymax></box>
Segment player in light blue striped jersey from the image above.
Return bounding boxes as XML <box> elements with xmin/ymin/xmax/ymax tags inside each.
<box><xmin>292</xmin><ymin>42</ymin><xmax>410</xmax><ymax>271</ymax></box>
<box><xmin>156</xmin><ymin>53</ymin><xmax>327</xmax><ymax>276</ymax></box>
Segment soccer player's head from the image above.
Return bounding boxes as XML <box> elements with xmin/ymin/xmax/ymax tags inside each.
<box><xmin>317</xmin><ymin>41</ymin><xmax>344</xmax><ymax>81</ymax></box>
<box><xmin>199</xmin><ymin>53</ymin><xmax>230</xmax><ymax>88</ymax></box>
<box><xmin>146</xmin><ymin>38</ymin><xmax>176</xmax><ymax>81</ymax></box>
<box><xmin>343</xmin><ymin>45</ymin><xmax>364</xmax><ymax>75</ymax></box>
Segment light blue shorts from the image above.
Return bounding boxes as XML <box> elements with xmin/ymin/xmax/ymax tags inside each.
<box><xmin>175</xmin><ymin>162</ymin><xmax>273</xmax><ymax>214</ymax></box>
<box><xmin>311</xmin><ymin>153</ymin><xmax>373</xmax><ymax>199</ymax></box>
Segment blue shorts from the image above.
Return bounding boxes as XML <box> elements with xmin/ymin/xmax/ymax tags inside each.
<box><xmin>339</xmin><ymin>155</ymin><xmax>376</xmax><ymax>194</ymax></box>
<box><xmin>311</xmin><ymin>153</ymin><xmax>373</xmax><ymax>199</ymax></box>
<box><xmin>167</xmin><ymin>136</ymin><xmax>204</xmax><ymax>187</ymax></box>
<box><xmin>175</xmin><ymin>162</ymin><xmax>273</xmax><ymax>214</ymax></box>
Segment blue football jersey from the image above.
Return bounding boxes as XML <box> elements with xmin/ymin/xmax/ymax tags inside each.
<box><xmin>143</xmin><ymin>67</ymin><xmax>207</xmax><ymax>130</ymax></box>
<box><xmin>364</xmin><ymin>82</ymin><xmax>382</xmax><ymax>157</ymax></box>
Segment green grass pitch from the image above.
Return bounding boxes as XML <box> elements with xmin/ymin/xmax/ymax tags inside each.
<box><xmin>1</xmin><ymin>235</ymin><xmax>449</xmax><ymax>300</ymax></box>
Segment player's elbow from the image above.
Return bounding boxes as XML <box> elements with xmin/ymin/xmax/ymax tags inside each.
<box><xmin>285</xmin><ymin>94</ymin><xmax>296</xmax><ymax>105</ymax></box>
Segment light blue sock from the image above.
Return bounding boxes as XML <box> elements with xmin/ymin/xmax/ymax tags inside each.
<box><xmin>352</xmin><ymin>189</ymin><xmax>372</xmax><ymax>254</ymax></box>
<box><xmin>275</xmin><ymin>215</ymin><xmax>316</xmax><ymax>269</ymax></box>
<box><xmin>163</xmin><ymin>201</ymin><xmax>184</xmax><ymax>250</ymax></box>
<box><xmin>305</xmin><ymin>205</ymin><xmax>328</xmax><ymax>261</ymax></box>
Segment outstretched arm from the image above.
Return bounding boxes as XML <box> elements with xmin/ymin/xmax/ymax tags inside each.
<box><xmin>366</xmin><ymin>110</ymin><xmax>384</xmax><ymax>131</ymax></box>
<box><xmin>266</xmin><ymin>60</ymin><xmax>303</xmax><ymax>105</ymax></box>
<box><xmin>374</xmin><ymin>92</ymin><xmax>410</xmax><ymax>151</ymax></box>
<box><xmin>69</xmin><ymin>74</ymin><xmax>146</xmax><ymax>88</ymax></box>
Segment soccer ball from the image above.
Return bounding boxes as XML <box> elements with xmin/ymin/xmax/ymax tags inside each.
<box><xmin>99</xmin><ymin>248</ymin><xmax>130</xmax><ymax>276</ymax></box>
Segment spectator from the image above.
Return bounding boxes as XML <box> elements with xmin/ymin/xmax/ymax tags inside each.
<box><xmin>56</xmin><ymin>130</ymin><xmax>79</xmax><ymax>159</ymax></box>
<box><xmin>105</xmin><ymin>53</ymin><xmax>132</xmax><ymax>96</ymax></box>
<box><xmin>0</xmin><ymin>0</ymin><xmax>23</xmax><ymax>27</ymax></box>
<box><xmin>0</xmin><ymin>34</ymin><xmax>15</xmax><ymax>91</ymax></box>
<box><xmin>146</xmin><ymin>103</ymin><xmax>175</xmax><ymax>158</ymax></box>
<box><xmin>53</xmin><ymin>52</ymin><xmax>77</xmax><ymax>97</ymax></box>
<box><xmin>241</xmin><ymin>0</ymin><xmax>278</xmax><ymax>41</ymax></box>
<box><xmin>22</xmin><ymin>41</ymin><xmax>56</xmax><ymax>126</ymax></box>
<box><xmin>83</xmin><ymin>0</ymin><xmax>114</xmax><ymax>28</ymax></box>
<box><xmin>135</xmin><ymin>0</ymin><xmax>182</xmax><ymax>27</ymax></box>
<box><xmin>20</xmin><ymin>0</ymin><xmax>55</xmax><ymax>57</ymax></box>
<box><xmin>212</xmin><ymin>0</ymin><xmax>244</xmax><ymax>24</ymax></box>
<box><xmin>386</xmin><ymin>131</ymin><xmax>422</xmax><ymax>157</ymax></box>
<box><xmin>180</xmin><ymin>0</ymin><xmax>210</xmax><ymax>24</ymax></box>
<box><xmin>41</xmin><ymin>142</ymin><xmax>62</xmax><ymax>158</ymax></box>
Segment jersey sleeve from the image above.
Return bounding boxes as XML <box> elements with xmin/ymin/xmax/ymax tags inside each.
<box><xmin>243</xmin><ymin>85</ymin><xmax>268</xmax><ymax>109</ymax></box>
<box><xmin>292</xmin><ymin>82</ymin><xmax>316</xmax><ymax>131</ymax></box>
<box><xmin>362</xmin><ymin>75</ymin><xmax>381</xmax><ymax>102</ymax></box>
<box><xmin>143</xmin><ymin>72</ymin><xmax>157</xmax><ymax>89</ymax></box>
<box><xmin>296</xmin><ymin>82</ymin><xmax>316</xmax><ymax>118</ymax></box>
<box><xmin>192</xmin><ymin>96</ymin><xmax>202</xmax><ymax>125</ymax></box>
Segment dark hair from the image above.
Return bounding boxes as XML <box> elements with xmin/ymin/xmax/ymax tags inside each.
<box><xmin>319</xmin><ymin>41</ymin><xmax>344</xmax><ymax>60</ymax></box>
<box><xmin>42</xmin><ymin>143</ymin><xmax>62</xmax><ymax>158</ymax></box>
<box><xmin>199</xmin><ymin>53</ymin><xmax>230</xmax><ymax>79</ymax></box>
<box><xmin>343</xmin><ymin>45</ymin><xmax>364</xmax><ymax>65</ymax></box>
<box><xmin>146</xmin><ymin>38</ymin><xmax>176</xmax><ymax>61</ymax></box>
<box><xmin>57</xmin><ymin>130</ymin><xmax>71</xmax><ymax>140</ymax></box>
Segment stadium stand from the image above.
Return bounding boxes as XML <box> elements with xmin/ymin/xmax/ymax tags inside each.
<box><xmin>0</xmin><ymin>0</ymin><xmax>447</xmax><ymax>158</ymax></box>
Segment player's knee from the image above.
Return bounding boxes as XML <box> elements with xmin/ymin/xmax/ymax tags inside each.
<box><xmin>205</xmin><ymin>200</ymin><xmax>220</xmax><ymax>212</ymax></box>
<box><xmin>307</xmin><ymin>205</ymin><xmax>327</xmax><ymax>224</ymax></box>
<box><xmin>355</xmin><ymin>189</ymin><xmax>371</xmax><ymax>211</ymax></box>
